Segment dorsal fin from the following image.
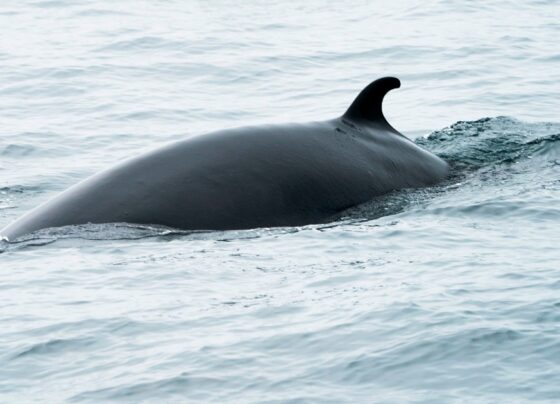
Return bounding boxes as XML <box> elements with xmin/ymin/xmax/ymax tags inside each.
<box><xmin>342</xmin><ymin>77</ymin><xmax>400</xmax><ymax>131</ymax></box>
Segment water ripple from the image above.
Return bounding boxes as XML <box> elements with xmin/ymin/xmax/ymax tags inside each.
<box><xmin>1</xmin><ymin>0</ymin><xmax>560</xmax><ymax>402</ymax></box>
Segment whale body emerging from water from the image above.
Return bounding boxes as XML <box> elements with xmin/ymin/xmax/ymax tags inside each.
<box><xmin>1</xmin><ymin>77</ymin><xmax>449</xmax><ymax>241</ymax></box>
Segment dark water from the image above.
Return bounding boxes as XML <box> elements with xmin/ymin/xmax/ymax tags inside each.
<box><xmin>1</xmin><ymin>1</ymin><xmax>560</xmax><ymax>402</ymax></box>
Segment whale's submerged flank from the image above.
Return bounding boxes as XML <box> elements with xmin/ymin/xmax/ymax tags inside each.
<box><xmin>1</xmin><ymin>77</ymin><xmax>449</xmax><ymax>241</ymax></box>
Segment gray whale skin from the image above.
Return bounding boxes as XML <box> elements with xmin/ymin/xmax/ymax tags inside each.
<box><xmin>1</xmin><ymin>77</ymin><xmax>449</xmax><ymax>241</ymax></box>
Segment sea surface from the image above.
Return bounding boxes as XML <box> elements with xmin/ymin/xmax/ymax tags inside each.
<box><xmin>1</xmin><ymin>0</ymin><xmax>559</xmax><ymax>402</ymax></box>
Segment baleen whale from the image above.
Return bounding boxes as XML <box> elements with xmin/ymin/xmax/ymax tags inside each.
<box><xmin>1</xmin><ymin>77</ymin><xmax>449</xmax><ymax>241</ymax></box>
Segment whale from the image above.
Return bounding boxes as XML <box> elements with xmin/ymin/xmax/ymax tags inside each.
<box><xmin>1</xmin><ymin>77</ymin><xmax>449</xmax><ymax>241</ymax></box>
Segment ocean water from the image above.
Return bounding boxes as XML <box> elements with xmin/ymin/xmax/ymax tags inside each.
<box><xmin>1</xmin><ymin>0</ymin><xmax>559</xmax><ymax>402</ymax></box>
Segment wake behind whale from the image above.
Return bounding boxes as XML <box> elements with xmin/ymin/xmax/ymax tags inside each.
<box><xmin>0</xmin><ymin>77</ymin><xmax>449</xmax><ymax>241</ymax></box>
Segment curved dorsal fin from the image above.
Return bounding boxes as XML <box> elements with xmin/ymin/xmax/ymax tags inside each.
<box><xmin>342</xmin><ymin>77</ymin><xmax>400</xmax><ymax>131</ymax></box>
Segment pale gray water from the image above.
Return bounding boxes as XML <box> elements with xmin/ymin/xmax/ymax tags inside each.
<box><xmin>1</xmin><ymin>1</ymin><xmax>560</xmax><ymax>402</ymax></box>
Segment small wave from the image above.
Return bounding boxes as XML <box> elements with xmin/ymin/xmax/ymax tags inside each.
<box><xmin>30</xmin><ymin>0</ymin><xmax>75</xmax><ymax>8</ymax></box>
<box><xmin>71</xmin><ymin>373</ymin><xmax>224</xmax><ymax>402</ymax></box>
<box><xmin>6</xmin><ymin>223</ymin><xmax>189</xmax><ymax>245</ymax></box>
<box><xmin>74</xmin><ymin>9</ymin><xmax>132</xmax><ymax>17</ymax></box>
<box><xmin>95</xmin><ymin>36</ymin><xmax>185</xmax><ymax>53</ymax></box>
<box><xmin>0</xmin><ymin>132</ymin><xmax>77</xmax><ymax>158</ymax></box>
<box><xmin>423</xmin><ymin>200</ymin><xmax>560</xmax><ymax>221</ymax></box>
<box><xmin>0</xmin><ymin>144</ymin><xmax>38</xmax><ymax>157</ymax></box>
<box><xmin>335</xmin><ymin>188</ymin><xmax>434</xmax><ymax>223</ymax></box>
<box><xmin>0</xmin><ymin>185</ymin><xmax>43</xmax><ymax>195</ymax></box>
<box><xmin>2</xmin><ymin>221</ymin><xmax>304</xmax><ymax>250</ymax></box>
<box><xmin>317</xmin><ymin>326</ymin><xmax>526</xmax><ymax>386</ymax></box>
<box><xmin>12</xmin><ymin>336</ymin><xmax>97</xmax><ymax>360</ymax></box>
<box><xmin>526</xmin><ymin>133</ymin><xmax>560</xmax><ymax>158</ymax></box>
<box><xmin>417</xmin><ymin>117</ymin><xmax>560</xmax><ymax>168</ymax></box>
